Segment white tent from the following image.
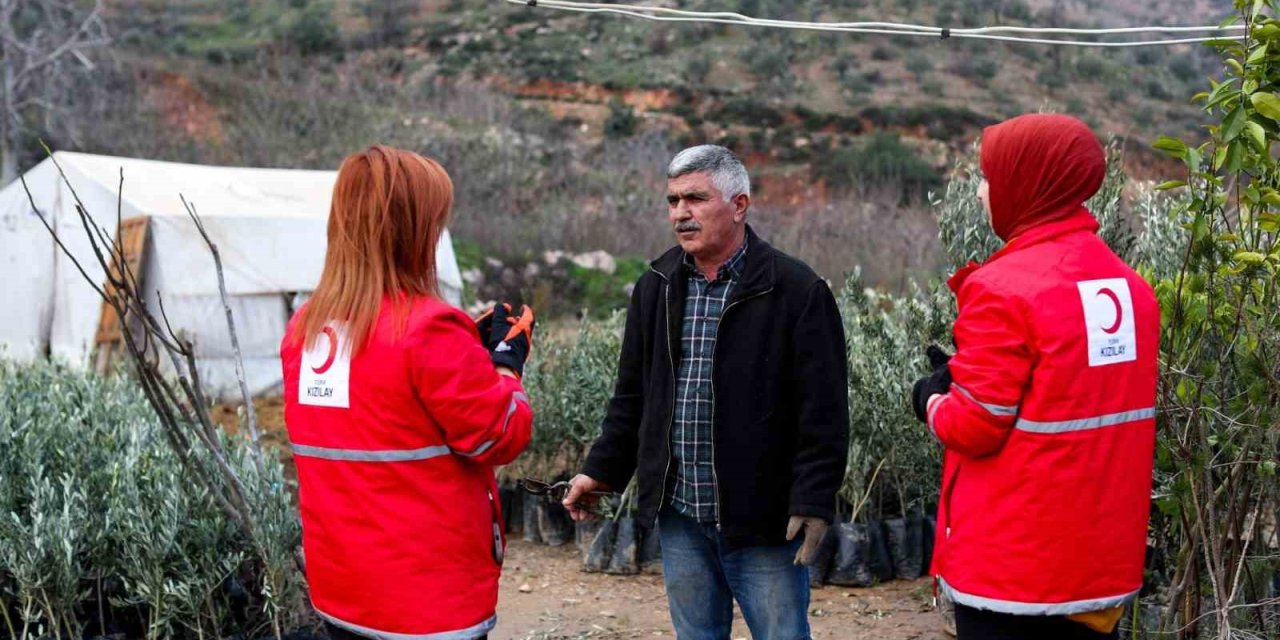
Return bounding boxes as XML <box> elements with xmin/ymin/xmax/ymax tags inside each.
<box><xmin>0</xmin><ymin>151</ymin><xmax>463</xmax><ymax>398</ymax></box>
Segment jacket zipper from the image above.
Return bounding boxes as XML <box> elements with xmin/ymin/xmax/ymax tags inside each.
<box><xmin>941</xmin><ymin>458</ymin><xmax>960</xmax><ymax>539</ymax></box>
<box><xmin>487</xmin><ymin>489</ymin><xmax>504</xmax><ymax>565</ymax></box>
<box><xmin>708</xmin><ymin>287</ymin><xmax>773</xmax><ymax>531</ymax></box>
<box><xmin>653</xmin><ymin>268</ymin><xmax>676</xmax><ymax>528</ymax></box>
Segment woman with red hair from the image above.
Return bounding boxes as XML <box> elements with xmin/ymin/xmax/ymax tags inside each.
<box><xmin>282</xmin><ymin>145</ymin><xmax>534</xmax><ymax>640</ymax></box>
<box><xmin>912</xmin><ymin>115</ymin><xmax>1159</xmax><ymax>639</ymax></box>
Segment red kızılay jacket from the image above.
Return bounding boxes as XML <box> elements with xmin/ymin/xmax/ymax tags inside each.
<box><xmin>281</xmin><ymin>296</ymin><xmax>531</xmax><ymax>639</ymax></box>
<box><xmin>926</xmin><ymin>211</ymin><xmax>1159</xmax><ymax>616</ymax></box>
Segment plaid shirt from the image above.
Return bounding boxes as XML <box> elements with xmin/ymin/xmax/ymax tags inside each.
<box><xmin>668</xmin><ymin>238</ymin><xmax>748</xmax><ymax>523</ymax></box>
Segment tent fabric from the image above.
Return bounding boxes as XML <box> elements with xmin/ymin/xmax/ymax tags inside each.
<box><xmin>0</xmin><ymin>152</ymin><xmax>464</xmax><ymax>399</ymax></box>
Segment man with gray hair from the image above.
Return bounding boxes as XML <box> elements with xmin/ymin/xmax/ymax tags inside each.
<box><xmin>563</xmin><ymin>145</ymin><xmax>849</xmax><ymax>639</ymax></box>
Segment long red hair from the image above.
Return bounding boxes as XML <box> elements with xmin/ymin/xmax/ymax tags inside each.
<box><xmin>292</xmin><ymin>145</ymin><xmax>453</xmax><ymax>354</ymax></box>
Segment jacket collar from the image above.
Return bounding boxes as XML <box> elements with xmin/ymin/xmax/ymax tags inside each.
<box><xmin>651</xmin><ymin>224</ymin><xmax>775</xmax><ymax>300</ymax></box>
<box><xmin>948</xmin><ymin>208</ymin><xmax>1100</xmax><ymax>293</ymax></box>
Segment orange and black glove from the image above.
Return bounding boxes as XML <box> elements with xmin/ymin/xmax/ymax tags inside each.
<box><xmin>474</xmin><ymin>305</ymin><xmax>499</xmax><ymax>341</ymax></box>
<box><xmin>477</xmin><ymin>303</ymin><xmax>535</xmax><ymax>376</ymax></box>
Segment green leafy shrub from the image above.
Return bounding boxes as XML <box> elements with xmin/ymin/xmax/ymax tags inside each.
<box><xmin>0</xmin><ymin>362</ymin><xmax>303</xmax><ymax>640</ymax></box>
<box><xmin>573</xmin><ymin>258</ymin><xmax>648</xmax><ymax>314</ymax></box>
<box><xmin>1107</xmin><ymin>81</ymin><xmax>1129</xmax><ymax>105</ymax></box>
<box><xmin>828</xmin><ymin>52</ymin><xmax>858</xmax><ymax>81</ymax></box>
<box><xmin>933</xmin><ymin>140</ymin><xmax>1185</xmax><ymax>275</ymax></box>
<box><xmin>1035</xmin><ymin>67</ymin><xmax>1068</xmax><ymax>91</ymax></box>
<box><xmin>1134</xmin><ymin>46</ymin><xmax>1166</xmax><ymax>67</ymax></box>
<box><xmin>906</xmin><ymin>53</ymin><xmax>934</xmax><ymax>79</ymax></box>
<box><xmin>836</xmin><ymin>274</ymin><xmax>952</xmax><ymax>518</ymax></box>
<box><xmin>604</xmin><ymin>98</ymin><xmax>639</xmax><ymax>139</ymax></box>
<box><xmin>517</xmin><ymin>314</ymin><xmax>625</xmax><ymax>479</ymax></box>
<box><xmin>1142</xmin><ymin>6</ymin><xmax>1280</xmax><ymax>634</ymax></box>
<box><xmin>1168</xmin><ymin>52</ymin><xmax>1201</xmax><ymax>82</ymax></box>
<box><xmin>815</xmin><ymin>131</ymin><xmax>940</xmax><ymax>197</ymax></box>
<box><xmin>286</xmin><ymin>0</ymin><xmax>340</xmax><ymax>55</ymax></box>
<box><xmin>706</xmin><ymin>98</ymin><xmax>786</xmax><ymax>128</ymax></box>
<box><xmin>1074</xmin><ymin>54</ymin><xmax>1108</xmax><ymax>78</ymax></box>
<box><xmin>859</xmin><ymin>103</ymin><xmax>992</xmax><ymax>140</ymax></box>
<box><xmin>950</xmin><ymin>54</ymin><xmax>999</xmax><ymax>86</ymax></box>
<box><xmin>1004</xmin><ymin>0</ymin><xmax>1032</xmax><ymax>21</ymax></box>
<box><xmin>685</xmin><ymin>55</ymin><xmax>712</xmax><ymax>84</ymax></box>
<box><xmin>1144</xmin><ymin>77</ymin><xmax>1175</xmax><ymax>100</ymax></box>
<box><xmin>870</xmin><ymin>44</ymin><xmax>898</xmax><ymax>61</ymax></box>
<box><xmin>742</xmin><ymin>42</ymin><xmax>795</xmax><ymax>92</ymax></box>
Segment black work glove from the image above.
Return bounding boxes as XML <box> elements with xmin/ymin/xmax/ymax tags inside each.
<box><xmin>911</xmin><ymin>344</ymin><xmax>953</xmax><ymax>423</ymax></box>
<box><xmin>473</xmin><ymin>302</ymin><xmax>517</xmax><ymax>341</ymax></box>
<box><xmin>480</xmin><ymin>303</ymin><xmax>535</xmax><ymax>376</ymax></box>
<box><xmin>474</xmin><ymin>306</ymin><xmax>496</xmax><ymax>341</ymax></box>
<box><xmin>926</xmin><ymin>344</ymin><xmax>952</xmax><ymax>370</ymax></box>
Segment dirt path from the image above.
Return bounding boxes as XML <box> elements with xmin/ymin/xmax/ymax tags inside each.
<box><xmin>493</xmin><ymin>540</ymin><xmax>948</xmax><ymax>640</ymax></box>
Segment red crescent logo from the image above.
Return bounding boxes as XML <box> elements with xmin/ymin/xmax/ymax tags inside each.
<box><xmin>312</xmin><ymin>326</ymin><xmax>339</xmax><ymax>374</ymax></box>
<box><xmin>1097</xmin><ymin>288</ymin><xmax>1123</xmax><ymax>334</ymax></box>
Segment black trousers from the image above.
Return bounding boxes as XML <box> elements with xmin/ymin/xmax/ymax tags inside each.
<box><xmin>955</xmin><ymin>604</ymin><xmax>1120</xmax><ymax>640</ymax></box>
<box><xmin>326</xmin><ymin>622</ymin><xmax>488</xmax><ymax>640</ymax></box>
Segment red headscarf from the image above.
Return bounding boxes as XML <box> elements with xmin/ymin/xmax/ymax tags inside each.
<box><xmin>980</xmin><ymin>114</ymin><xmax>1106</xmax><ymax>242</ymax></box>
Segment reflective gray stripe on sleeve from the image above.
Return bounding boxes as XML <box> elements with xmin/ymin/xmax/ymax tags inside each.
<box><xmin>939</xmin><ymin>577</ymin><xmax>1138</xmax><ymax>616</ymax></box>
<box><xmin>454</xmin><ymin>391</ymin><xmax>530</xmax><ymax>458</ymax></box>
<box><xmin>315</xmin><ymin>608</ymin><xmax>496</xmax><ymax>640</ymax></box>
<box><xmin>951</xmin><ymin>384</ymin><xmax>1019</xmax><ymax>418</ymax></box>
<box><xmin>1015</xmin><ymin>407</ymin><xmax>1156</xmax><ymax>434</ymax></box>
<box><xmin>291</xmin><ymin>444</ymin><xmax>451</xmax><ymax>462</ymax></box>
<box><xmin>926</xmin><ymin>394</ymin><xmax>948</xmax><ymax>443</ymax></box>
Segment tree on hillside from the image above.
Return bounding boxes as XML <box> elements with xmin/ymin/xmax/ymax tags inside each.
<box><xmin>0</xmin><ymin>0</ymin><xmax>108</xmax><ymax>185</ymax></box>
<box><xmin>287</xmin><ymin>0</ymin><xmax>341</xmax><ymax>55</ymax></box>
<box><xmin>360</xmin><ymin>0</ymin><xmax>420</xmax><ymax>47</ymax></box>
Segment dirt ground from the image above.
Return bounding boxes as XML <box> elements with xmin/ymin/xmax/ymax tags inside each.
<box><xmin>492</xmin><ymin>540</ymin><xmax>948</xmax><ymax>640</ymax></box>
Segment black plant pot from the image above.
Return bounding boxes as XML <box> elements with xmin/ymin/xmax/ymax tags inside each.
<box><xmin>575</xmin><ymin>518</ymin><xmax>603</xmax><ymax>554</ymax></box>
<box><xmin>583</xmin><ymin>520</ymin><xmax>618</xmax><ymax>573</ymax></box>
<box><xmin>605</xmin><ymin>517</ymin><xmax>641</xmax><ymax>575</ymax></box>
<box><xmin>807</xmin><ymin>524</ymin><xmax>841</xmax><ymax>587</ymax></box>
<box><xmin>639</xmin><ymin>522</ymin><xmax>662</xmax><ymax>571</ymax></box>
<box><xmin>522</xmin><ymin>492</ymin><xmax>543</xmax><ymax>544</ymax></box>
<box><xmin>885</xmin><ymin>509</ymin><xmax>926</xmax><ymax>580</ymax></box>
<box><xmin>499</xmin><ymin>483</ymin><xmax>521</xmax><ymax>535</ymax></box>
<box><xmin>827</xmin><ymin>522</ymin><xmax>876</xmax><ymax>587</ymax></box>
<box><xmin>538</xmin><ymin>499</ymin><xmax>575</xmax><ymax>547</ymax></box>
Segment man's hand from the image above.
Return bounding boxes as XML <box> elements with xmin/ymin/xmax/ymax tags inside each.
<box><xmin>562</xmin><ymin>474</ymin><xmax>610</xmax><ymax>522</ymax></box>
<box><xmin>786</xmin><ymin>516</ymin><xmax>830</xmax><ymax>566</ymax></box>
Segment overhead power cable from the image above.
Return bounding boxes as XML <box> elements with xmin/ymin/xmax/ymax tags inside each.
<box><xmin>503</xmin><ymin>0</ymin><xmax>1249</xmax><ymax>48</ymax></box>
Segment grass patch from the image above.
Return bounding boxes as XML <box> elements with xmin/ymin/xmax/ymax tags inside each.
<box><xmin>571</xmin><ymin>256</ymin><xmax>648</xmax><ymax>316</ymax></box>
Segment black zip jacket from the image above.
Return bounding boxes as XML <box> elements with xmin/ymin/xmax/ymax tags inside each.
<box><xmin>581</xmin><ymin>226</ymin><xmax>850</xmax><ymax>548</ymax></box>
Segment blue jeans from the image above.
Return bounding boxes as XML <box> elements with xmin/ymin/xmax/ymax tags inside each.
<box><xmin>658</xmin><ymin>507</ymin><xmax>811</xmax><ymax>640</ymax></box>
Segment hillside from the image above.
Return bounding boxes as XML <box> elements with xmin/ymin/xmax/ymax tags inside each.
<box><xmin>429</xmin><ymin>0</ymin><xmax>1222</xmax><ymax>144</ymax></box>
<box><xmin>12</xmin><ymin>0</ymin><xmax>1230</xmax><ymax>291</ymax></box>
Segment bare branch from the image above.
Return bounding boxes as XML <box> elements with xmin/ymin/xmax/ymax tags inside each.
<box><xmin>23</xmin><ymin>150</ymin><xmax>292</xmax><ymax>593</ymax></box>
<box><xmin>14</xmin><ymin>0</ymin><xmax>107</xmax><ymax>85</ymax></box>
<box><xmin>181</xmin><ymin>195</ymin><xmax>265</xmax><ymax>472</ymax></box>
<box><xmin>19</xmin><ymin>174</ymin><xmax>107</xmax><ymax>301</ymax></box>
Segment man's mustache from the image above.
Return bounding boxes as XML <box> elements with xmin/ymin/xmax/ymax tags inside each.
<box><xmin>675</xmin><ymin>221</ymin><xmax>701</xmax><ymax>232</ymax></box>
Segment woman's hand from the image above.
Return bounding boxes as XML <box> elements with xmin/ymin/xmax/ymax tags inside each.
<box><xmin>476</xmin><ymin>303</ymin><xmax>536</xmax><ymax>376</ymax></box>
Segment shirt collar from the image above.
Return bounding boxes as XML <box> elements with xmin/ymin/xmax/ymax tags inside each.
<box><xmin>683</xmin><ymin>235</ymin><xmax>749</xmax><ymax>282</ymax></box>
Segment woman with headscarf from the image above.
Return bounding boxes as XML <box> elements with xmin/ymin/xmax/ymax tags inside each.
<box><xmin>911</xmin><ymin>114</ymin><xmax>1159</xmax><ymax>640</ymax></box>
<box><xmin>281</xmin><ymin>145</ymin><xmax>535</xmax><ymax>640</ymax></box>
